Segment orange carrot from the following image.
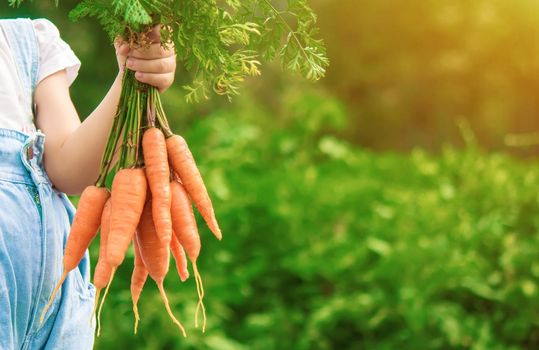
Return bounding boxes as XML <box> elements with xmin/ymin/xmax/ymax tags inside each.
<box><xmin>40</xmin><ymin>185</ymin><xmax>109</xmax><ymax>323</ymax></box>
<box><xmin>166</xmin><ymin>135</ymin><xmax>222</xmax><ymax>240</ymax></box>
<box><xmin>170</xmin><ymin>180</ymin><xmax>200</xmax><ymax>259</ymax></box>
<box><xmin>171</xmin><ymin>233</ymin><xmax>189</xmax><ymax>282</ymax></box>
<box><xmin>131</xmin><ymin>236</ymin><xmax>149</xmax><ymax>334</ymax></box>
<box><xmin>136</xmin><ymin>200</ymin><xmax>186</xmax><ymax>337</ymax></box>
<box><xmin>92</xmin><ymin>199</ymin><xmax>114</xmax><ymax>335</ymax></box>
<box><xmin>170</xmin><ymin>180</ymin><xmax>206</xmax><ymax>331</ymax></box>
<box><xmin>143</xmin><ymin>127</ymin><xmax>172</xmax><ymax>244</ymax></box>
<box><xmin>107</xmin><ymin>168</ymin><xmax>147</xmax><ymax>268</ymax></box>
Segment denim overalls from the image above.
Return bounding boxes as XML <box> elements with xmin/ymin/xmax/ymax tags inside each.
<box><xmin>0</xmin><ymin>19</ymin><xmax>96</xmax><ymax>349</ymax></box>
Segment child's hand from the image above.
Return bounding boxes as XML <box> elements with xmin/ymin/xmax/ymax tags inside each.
<box><xmin>114</xmin><ymin>26</ymin><xmax>176</xmax><ymax>93</ymax></box>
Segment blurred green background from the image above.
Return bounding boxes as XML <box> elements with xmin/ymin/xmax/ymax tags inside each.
<box><xmin>3</xmin><ymin>1</ymin><xmax>539</xmax><ymax>349</ymax></box>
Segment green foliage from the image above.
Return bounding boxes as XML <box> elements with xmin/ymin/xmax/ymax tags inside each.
<box><xmin>85</xmin><ymin>85</ymin><xmax>539</xmax><ymax>349</ymax></box>
<box><xmin>249</xmin><ymin>0</ymin><xmax>328</xmax><ymax>81</ymax></box>
<box><xmin>68</xmin><ymin>0</ymin><xmax>125</xmax><ymax>42</ymax></box>
<box><xmin>11</xmin><ymin>0</ymin><xmax>328</xmax><ymax>102</ymax></box>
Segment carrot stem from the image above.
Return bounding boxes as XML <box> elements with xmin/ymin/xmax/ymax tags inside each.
<box><xmin>147</xmin><ymin>87</ymin><xmax>156</xmax><ymax>127</ymax></box>
<box><xmin>154</xmin><ymin>90</ymin><xmax>173</xmax><ymax>138</ymax></box>
<box><xmin>96</xmin><ymin>69</ymin><xmax>131</xmax><ymax>186</ymax></box>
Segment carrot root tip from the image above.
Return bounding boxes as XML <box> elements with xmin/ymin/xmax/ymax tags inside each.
<box><xmin>180</xmin><ymin>270</ymin><xmax>189</xmax><ymax>282</ymax></box>
<box><xmin>133</xmin><ymin>302</ymin><xmax>140</xmax><ymax>335</ymax></box>
<box><xmin>213</xmin><ymin>227</ymin><xmax>222</xmax><ymax>241</ymax></box>
<box><xmin>157</xmin><ymin>282</ymin><xmax>187</xmax><ymax>338</ymax></box>
<box><xmin>192</xmin><ymin>263</ymin><xmax>206</xmax><ymax>332</ymax></box>
<box><xmin>97</xmin><ymin>268</ymin><xmax>116</xmax><ymax>337</ymax></box>
<box><xmin>91</xmin><ymin>288</ymin><xmax>102</xmax><ymax>328</ymax></box>
<box><xmin>40</xmin><ymin>270</ymin><xmax>67</xmax><ymax>324</ymax></box>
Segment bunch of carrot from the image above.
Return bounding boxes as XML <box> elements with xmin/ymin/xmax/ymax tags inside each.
<box><xmin>39</xmin><ymin>63</ymin><xmax>222</xmax><ymax>336</ymax></box>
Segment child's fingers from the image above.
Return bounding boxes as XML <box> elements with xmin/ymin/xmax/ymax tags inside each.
<box><xmin>126</xmin><ymin>56</ymin><xmax>176</xmax><ymax>74</ymax></box>
<box><xmin>129</xmin><ymin>43</ymin><xmax>175</xmax><ymax>60</ymax></box>
<box><xmin>134</xmin><ymin>72</ymin><xmax>174</xmax><ymax>92</ymax></box>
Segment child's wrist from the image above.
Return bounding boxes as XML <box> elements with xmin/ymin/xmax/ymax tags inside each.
<box><xmin>111</xmin><ymin>72</ymin><xmax>123</xmax><ymax>102</ymax></box>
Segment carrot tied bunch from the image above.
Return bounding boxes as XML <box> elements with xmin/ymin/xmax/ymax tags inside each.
<box><xmin>40</xmin><ymin>65</ymin><xmax>221</xmax><ymax>338</ymax></box>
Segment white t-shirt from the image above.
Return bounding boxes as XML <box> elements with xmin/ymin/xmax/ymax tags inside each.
<box><xmin>0</xmin><ymin>18</ymin><xmax>81</xmax><ymax>133</ymax></box>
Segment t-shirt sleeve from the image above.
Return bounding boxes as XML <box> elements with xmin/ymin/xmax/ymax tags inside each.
<box><xmin>33</xmin><ymin>18</ymin><xmax>81</xmax><ymax>87</ymax></box>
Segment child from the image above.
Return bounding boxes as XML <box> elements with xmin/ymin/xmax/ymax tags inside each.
<box><xmin>0</xmin><ymin>18</ymin><xmax>176</xmax><ymax>349</ymax></box>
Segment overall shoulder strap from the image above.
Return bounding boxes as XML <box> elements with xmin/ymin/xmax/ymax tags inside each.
<box><xmin>0</xmin><ymin>18</ymin><xmax>39</xmax><ymax>94</ymax></box>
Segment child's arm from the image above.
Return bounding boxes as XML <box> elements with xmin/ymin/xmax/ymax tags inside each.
<box><xmin>34</xmin><ymin>34</ymin><xmax>176</xmax><ymax>195</ymax></box>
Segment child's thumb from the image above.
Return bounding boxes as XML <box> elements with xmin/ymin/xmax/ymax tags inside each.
<box><xmin>114</xmin><ymin>37</ymin><xmax>130</xmax><ymax>69</ymax></box>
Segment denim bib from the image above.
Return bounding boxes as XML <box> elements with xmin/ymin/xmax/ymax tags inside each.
<box><xmin>0</xmin><ymin>19</ymin><xmax>95</xmax><ymax>349</ymax></box>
